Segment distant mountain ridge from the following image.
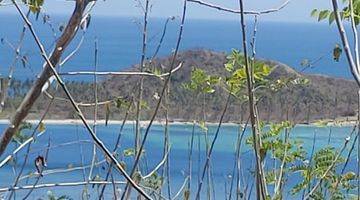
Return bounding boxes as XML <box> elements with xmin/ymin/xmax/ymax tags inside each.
<box><xmin>1</xmin><ymin>49</ymin><xmax>358</xmax><ymax>123</ymax></box>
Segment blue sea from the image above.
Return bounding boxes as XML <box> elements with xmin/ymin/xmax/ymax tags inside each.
<box><xmin>0</xmin><ymin>123</ymin><xmax>358</xmax><ymax>199</ymax></box>
<box><xmin>0</xmin><ymin>14</ymin><xmax>359</xmax><ymax>199</ymax></box>
<box><xmin>0</xmin><ymin>14</ymin><xmax>354</xmax><ymax>81</ymax></box>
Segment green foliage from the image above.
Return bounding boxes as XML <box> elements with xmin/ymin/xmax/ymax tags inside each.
<box><xmin>123</xmin><ymin>148</ymin><xmax>135</xmax><ymax>157</ymax></box>
<box><xmin>123</xmin><ymin>148</ymin><xmax>145</xmax><ymax>157</ymax></box>
<box><xmin>142</xmin><ymin>173</ymin><xmax>163</xmax><ymax>190</ymax></box>
<box><xmin>183</xmin><ymin>68</ymin><xmax>220</xmax><ymax>94</ymax></box>
<box><xmin>140</xmin><ymin>100</ymin><xmax>149</xmax><ymax>110</ymax></box>
<box><xmin>333</xmin><ymin>44</ymin><xmax>343</xmax><ymax>62</ymax></box>
<box><xmin>22</xmin><ymin>0</ymin><xmax>44</xmax><ymax>14</ymax></box>
<box><xmin>224</xmin><ymin>49</ymin><xmax>245</xmax><ymax>73</ymax></box>
<box><xmin>38</xmin><ymin>122</ymin><xmax>46</xmax><ymax>132</ymax></box>
<box><xmin>12</xmin><ymin>122</ymin><xmax>32</xmax><ymax>144</ymax></box>
<box><xmin>291</xmin><ymin>147</ymin><xmax>356</xmax><ymax>198</ymax></box>
<box><xmin>148</xmin><ymin>67</ymin><xmax>162</xmax><ymax>76</ymax></box>
<box><xmin>224</xmin><ymin>49</ymin><xmax>272</xmax><ymax>97</ymax></box>
<box><xmin>197</xmin><ymin>120</ymin><xmax>208</xmax><ymax>132</ymax></box>
<box><xmin>37</xmin><ymin>191</ymin><xmax>73</xmax><ymax>200</ymax></box>
<box><xmin>311</xmin><ymin>0</ymin><xmax>360</xmax><ymax>25</ymax></box>
<box><xmin>246</xmin><ymin>121</ymin><xmax>305</xmax><ymax>163</ymax></box>
<box><xmin>313</xmin><ymin>120</ymin><xmax>329</xmax><ymax>127</ymax></box>
<box><xmin>115</xmin><ymin>96</ymin><xmax>132</xmax><ymax>110</ymax></box>
<box><xmin>270</xmin><ymin>77</ymin><xmax>310</xmax><ymax>92</ymax></box>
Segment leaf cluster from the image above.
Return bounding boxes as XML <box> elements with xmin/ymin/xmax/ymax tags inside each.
<box><xmin>22</xmin><ymin>0</ymin><xmax>44</xmax><ymax>14</ymax></box>
<box><xmin>311</xmin><ymin>0</ymin><xmax>360</xmax><ymax>25</ymax></box>
<box><xmin>12</xmin><ymin>121</ymin><xmax>32</xmax><ymax>144</ymax></box>
<box><xmin>183</xmin><ymin>68</ymin><xmax>221</xmax><ymax>94</ymax></box>
<box><xmin>291</xmin><ymin>147</ymin><xmax>356</xmax><ymax>199</ymax></box>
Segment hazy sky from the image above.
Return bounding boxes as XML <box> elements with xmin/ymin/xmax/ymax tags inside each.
<box><xmin>1</xmin><ymin>0</ymin><xmax>332</xmax><ymax>22</ymax></box>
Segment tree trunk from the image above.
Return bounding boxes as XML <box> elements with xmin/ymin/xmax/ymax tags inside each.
<box><xmin>0</xmin><ymin>0</ymin><xmax>86</xmax><ymax>156</ymax></box>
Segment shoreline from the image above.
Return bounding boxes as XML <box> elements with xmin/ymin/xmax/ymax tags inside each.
<box><xmin>0</xmin><ymin>118</ymin><xmax>357</xmax><ymax>127</ymax></box>
<box><xmin>0</xmin><ymin>119</ymin><xmax>237</xmax><ymax>126</ymax></box>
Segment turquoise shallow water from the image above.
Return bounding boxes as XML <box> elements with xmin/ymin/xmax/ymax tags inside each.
<box><xmin>0</xmin><ymin>123</ymin><xmax>358</xmax><ymax>199</ymax></box>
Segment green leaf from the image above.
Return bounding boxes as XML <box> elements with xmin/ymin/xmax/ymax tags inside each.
<box><xmin>318</xmin><ymin>10</ymin><xmax>330</xmax><ymax>21</ymax></box>
<box><xmin>23</xmin><ymin>0</ymin><xmax>44</xmax><ymax>14</ymax></box>
<box><xmin>224</xmin><ymin>63</ymin><xmax>234</xmax><ymax>72</ymax></box>
<box><xmin>12</xmin><ymin>122</ymin><xmax>32</xmax><ymax>144</ymax></box>
<box><xmin>313</xmin><ymin>120</ymin><xmax>328</xmax><ymax>127</ymax></box>
<box><xmin>140</xmin><ymin>100</ymin><xmax>149</xmax><ymax>110</ymax></box>
<box><xmin>311</xmin><ymin>9</ymin><xmax>318</xmax><ymax>17</ymax></box>
<box><xmin>342</xmin><ymin>171</ymin><xmax>356</xmax><ymax>181</ymax></box>
<box><xmin>115</xmin><ymin>97</ymin><xmax>131</xmax><ymax>109</ymax></box>
<box><xmin>198</xmin><ymin>121</ymin><xmax>208</xmax><ymax>132</ymax></box>
<box><xmin>184</xmin><ymin>68</ymin><xmax>219</xmax><ymax>94</ymax></box>
<box><xmin>123</xmin><ymin>148</ymin><xmax>135</xmax><ymax>157</ymax></box>
<box><xmin>329</xmin><ymin>12</ymin><xmax>335</xmax><ymax>24</ymax></box>
<box><xmin>38</xmin><ymin>122</ymin><xmax>46</xmax><ymax>133</ymax></box>
<box><xmin>333</xmin><ymin>44</ymin><xmax>342</xmax><ymax>62</ymax></box>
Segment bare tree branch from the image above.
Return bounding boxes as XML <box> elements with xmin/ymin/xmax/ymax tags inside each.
<box><xmin>0</xmin><ymin>181</ymin><xmax>126</xmax><ymax>193</ymax></box>
<box><xmin>304</xmin><ymin>134</ymin><xmax>352</xmax><ymax>199</ymax></box>
<box><xmin>238</xmin><ymin>0</ymin><xmax>268</xmax><ymax>198</ymax></box>
<box><xmin>0</xmin><ymin>0</ymin><xmax>86</xmax><ymax>156</ymax></box>
<box><xmin>331</xmin><ymin>0</ymin><xmax>360</xmax><ymax>86</ymax></box>
<box><xmin>58</xmin><ymin>62</ymin><xmax>183</xmax><ymax>78</ymax></box>
<box><xmin>121</xmin><ymin>0</ymin><xmax>188</xmax><ymax>198</ymax></box>
<box><xmin>5</xmin><ymin>1</ymin><xmax>153</xmax><ymax>199</ymax></box>
<box><xmin>187</xmin><ymin>0</ymin><xmax>289</xmax><ymax>15</ymax></box>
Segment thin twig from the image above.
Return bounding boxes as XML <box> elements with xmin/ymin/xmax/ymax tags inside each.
<box><xmin>18</xmin><ymin>160</ymin><xmax>107</xmax><ymax>181</ymax></box>
<box><xmin>0</xmin><ymin>10</ymin><xmax>30</xmax><ymax>112</ymax></box>
<box><xmin>11</xmin><ymin>2</ymin><xmax>152</xmax><ymax>199</ymax></box>
<box><xmin>304</xmin><ymin>134</ymin><xmax>353</xmax><ymax>199</ymax></box>
<box><xmin>6</xmin><ymin>99</ymin><xmax>53</xmax><ymax>199</ymax></box>
<box><xmin>331</xmin><ymin>0</ymin><xmax>360</xmax><ymax>86</ymax></box>
<box><xmin>98</xmin><ymin>99</ymin><xmax>134</xmax><ymax>199</ymax></box>
<box><xmin>228</xmin><ymin>118</ymin><xmax>249</xmax><ymax>200</ymax></box>
<box><xmin>88</xmin><ymin>38</ymin><xmax>99</xmax><ymax>182</ymax></box>
<box><xmin>0</xmin><ymin>181</ymin><xmax>126</xmax><ymax>192</ymax></box>
<box><xmin>238</xmin><ymin>0</ymin><xmax>268</xmax><ymax>198</ymax></box>
<box><xmin>59</xmin><ymin>32</ymin><xmax>86</xmax><ymax>67</ymax></box>
<box><xmin>195</xmin><ymin>92</ymin><xmax>231</xmax><ymax>200</ymax></box>
<box><xmin>142</xmin><ymin>147</ymin><xmax>170</xmax><ymax>179</ymax></box>
<box><xmin>187</xmin><ymin>0</ymin><xmax>289</xmax><ymax>15</ymax></box>
<box><xmin>22</xmin><ymin>137</ymin><xmax>52</xmax><ymax>199</ymax></box>
<box><xmin>341</xmin><ymin>133</ymin><xmax>358</xmax><ymax>174</ymax></box>
<box><xmin>150</xmin><ymin>16</ymin><xmax>175</xmax><ymax>62</ymax></box>
<box><xmin>121</xmin><ymin>0</ymin><xmax>187</xmax><ymax>198</ymax></box>
<box><xmin>172</xmin><ymin>177</ymin><xmax>189</xmax><ymax>200</ymax></box>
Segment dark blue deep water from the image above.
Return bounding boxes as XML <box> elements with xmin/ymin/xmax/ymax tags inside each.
<box><xmin>0</xmin><ymin>14</ymin><xmax>353</xmax><ymax>81</ymax></box>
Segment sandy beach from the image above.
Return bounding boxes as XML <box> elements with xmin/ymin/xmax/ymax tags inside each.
<box><xmin>0</xmin><ymin>119</ymin><xmax>241</xmax><ymax>126</ymax></box>
<box><xmin>0</xmin><ymin>118</ymin><xmax>357</xmax><ymax>127</ymax></box>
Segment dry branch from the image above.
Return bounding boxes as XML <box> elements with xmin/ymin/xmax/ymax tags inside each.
<box><xmin>187</xmin><ymin>0</ymin><xmax>289</xmax><ymax>15</ymax></box>
<box><xmin>59</xmin><ymin>62</ymin><xmax>183</xmax><ymax>79</ymax></box>
<box><xmin>0</xmin><ymin>181</ymin><xmax>126</xmax><ymax>192</ymax></box>
<box><xmin>332</xmin><ymin>0</ymin><xmax>360</xmax><ymax>86</ymax></box>
<box><xmin>0</xmin><ymin>0</ymin><xmax>86</xmax><ymax>156</ymax></box>
<box><xmin>3</xmin><ymin>1</ymin><xmax>152</xmax><ymax>199</ymax></box>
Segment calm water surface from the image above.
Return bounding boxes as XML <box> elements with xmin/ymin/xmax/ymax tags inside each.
<box><xmin>0</xmin><ymin>123</ymin><xmax>357</xmax><ymax>199</ymax></box>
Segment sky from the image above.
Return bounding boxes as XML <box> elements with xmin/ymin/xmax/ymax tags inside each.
<box><xmin>0</xmin><ymin>0</ymin><xmax>333</xmax><ymax>23</ymax></box>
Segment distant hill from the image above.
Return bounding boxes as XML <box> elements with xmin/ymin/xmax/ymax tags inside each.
<box><xmin>1</xmin><ymin>49</ymin><xmax>358</xmax><ymax>123</ymax></box>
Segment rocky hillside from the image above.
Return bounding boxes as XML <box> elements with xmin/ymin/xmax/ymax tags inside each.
<box><xmin>2</xmin><ymin>49</ymin><xmax>358</xmax><ymax>123</ymax></box>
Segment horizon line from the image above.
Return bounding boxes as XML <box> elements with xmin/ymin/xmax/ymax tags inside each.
<box><xmin>0</xmin><ymin>12</ymin><xmax>327</xmax><ymax>25</ymax></box>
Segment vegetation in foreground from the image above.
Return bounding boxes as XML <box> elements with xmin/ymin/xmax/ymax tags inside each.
<box><xmin>0</xmin><ymin>0</ymin><xmax>359</xmax><ymax>199</ymax></box>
